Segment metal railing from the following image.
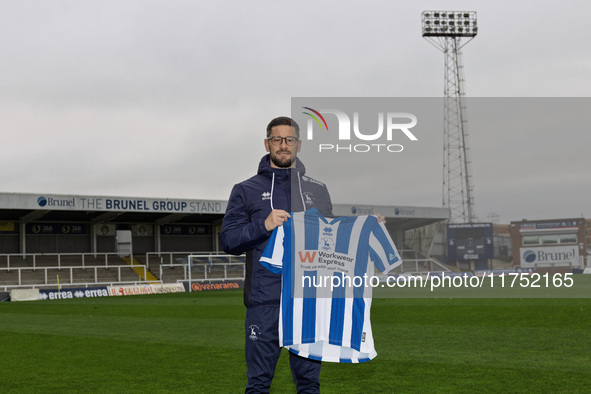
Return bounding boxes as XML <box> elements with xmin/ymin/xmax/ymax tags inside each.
<box><xmin>0</xmin><ymin>252</ymin><xmax>129</xmax><ymax>270</ymax></box>
<box><xmin>397</xmin><ymin>249</ymin><xmax>451</xmax><ymax>274</ymax></box>
<box><xmin>0</xmin><ymin>264</ymin><xmax>156</xmax><ymax>292</ymax></box>
<box><xmin>158</xmin><ymin>254</ymin><xmax>246</xmax><ymax>287</ymax></box>
<box><xmin>1</xmin><ymin>249</ymin><xmax>455</xmax><ymax>292</ymax></box>
<box><xmin>145</xmin><ymin>251</ymin><xmax>226</xmax><ymax>270</ymax></box>
<box><xmin>159</xmin><ymin>263</ymin><xmax>245</xmax><ymax>282</ymax></box>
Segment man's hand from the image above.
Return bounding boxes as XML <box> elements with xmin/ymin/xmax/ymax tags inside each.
<box><xmin>376</xmin><ymin>213</ymin><xmax>386</xmax><ymax>224</ymax></box>
<box><xmin>265</xmin><ymin>209</ymin><xmax>291</xmax><ymax>232</ymax></box>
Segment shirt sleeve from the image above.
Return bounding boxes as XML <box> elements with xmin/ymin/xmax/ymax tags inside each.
<box><xmin>219</xmin><ymin>183</ymin><xmax>271</xmax><ymax>255</ymax></box>
<box><xmin>259</xmin><ymin>224</ymin><xmax>285</xmax><ymax>274</ymax></box>
<box><xmin>368</xmin><ymin>221</ymin><xmax>402</xmax><ymax>274</ymax></box>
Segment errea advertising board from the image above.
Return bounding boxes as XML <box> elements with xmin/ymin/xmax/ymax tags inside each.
<box><xmin>0</xmin><ymin>193</ymin><xmax>226</xmax><ymax>214</ymax></box>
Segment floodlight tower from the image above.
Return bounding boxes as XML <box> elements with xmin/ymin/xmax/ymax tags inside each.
<box><xmin>422</xmin><ymin>11</ymin><xmax>478</xmax><ymax>223</ymax></box>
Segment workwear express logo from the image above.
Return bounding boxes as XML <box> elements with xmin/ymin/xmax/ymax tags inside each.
<box><xmin>301</xmin><ymin>107</ymin><xmax>418</xmax><ymax>153</ymax></box>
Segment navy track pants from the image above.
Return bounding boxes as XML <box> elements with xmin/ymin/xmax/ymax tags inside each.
<box><xmin>244</xmin><ymin>305</ymin><xmax>321</xmax><ymax>393</ymax></box>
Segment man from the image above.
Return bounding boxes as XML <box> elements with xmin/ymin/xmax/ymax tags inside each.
<box><xmin>220</xmin><ymin>116</ymin><xmax>332</xmax><ymax>393</ymax></box>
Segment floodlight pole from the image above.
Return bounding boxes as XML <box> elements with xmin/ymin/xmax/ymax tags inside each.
<box><xmin>422</xmin><ymin>11</ymin><xmax>478</xmax><ymax>223</ymax></box>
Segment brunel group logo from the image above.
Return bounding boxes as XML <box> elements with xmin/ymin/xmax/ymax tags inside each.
<box><xmin>37</xmin><ymin>196</ymin><xmax>76</xmax><ymax>208</ymax></box>
<box><xmin>523</xmin><ymin>250</ymin><xmax>536</xmax><ymax>263</ymax></box>
<box><xmin>37</xmin><ymin>196</ymin><xmax>48</xmax><ymax>207</ymax></box>
<box><xmin>301</xmin><ymin>106</ymin><xmax>418</xmax><ymax>153</ymax></box>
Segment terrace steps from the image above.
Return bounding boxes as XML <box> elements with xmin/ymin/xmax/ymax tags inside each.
<box><xmin>122</xmin><ymin>257</ymin><xmax>160</xmax><ymax>283</ymax></box>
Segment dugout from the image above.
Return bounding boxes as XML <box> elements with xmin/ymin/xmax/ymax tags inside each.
<box><xmin>0</xmin><ymin>192</ymin><xmax>449</xmax><ymax>257</ymax></box>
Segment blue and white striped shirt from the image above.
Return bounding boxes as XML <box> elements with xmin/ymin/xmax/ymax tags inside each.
<box><xmin>260</xmin><ymin>208</ymin><xmax>401</xmax><ymax>363</ymax></box>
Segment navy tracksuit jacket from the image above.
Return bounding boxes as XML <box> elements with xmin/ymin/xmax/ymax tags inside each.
<box><xmin>219</xmin><ymin>154</ymin><xmax>333</xmax><ymax>307</ymax></box>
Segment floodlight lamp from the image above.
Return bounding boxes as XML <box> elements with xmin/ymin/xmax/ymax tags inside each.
<box><xmin>422</xmin><ymin>10</ymin><xmax>477</xmax><ymax>38</ymax></box>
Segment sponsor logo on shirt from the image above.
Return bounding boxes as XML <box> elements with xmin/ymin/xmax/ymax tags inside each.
<box><xmin>299</xmin><ymin>251</ymin><xmax>317</xmax><ymax>263</ymax></box>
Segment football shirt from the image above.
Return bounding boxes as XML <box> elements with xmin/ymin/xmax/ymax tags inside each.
<box><xmin>260</xmin><ymin>208</ymin><xmax>401</xmax><ymax>363</ymax></box>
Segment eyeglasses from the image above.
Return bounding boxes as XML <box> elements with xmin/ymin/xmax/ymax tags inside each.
<box><xmin>266</xmin><ymin>136</ymin><xmax>299</xmax><ymax>146</ymax></box>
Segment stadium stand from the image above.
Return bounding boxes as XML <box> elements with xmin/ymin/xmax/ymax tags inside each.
<box><xmin>0</xmin><ymin>192</ymin><xmax>453</xmax><ymax>292</ymax></box>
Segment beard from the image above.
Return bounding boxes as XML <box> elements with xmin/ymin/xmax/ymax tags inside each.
<box><xmin>270</xmin><ymin>150</ymin><xmax>296</xmax><ymax>168</ymax></box>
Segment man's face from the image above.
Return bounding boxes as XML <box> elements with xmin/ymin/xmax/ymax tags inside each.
<box><xmin>264</xmin><ymin>125</ymin><xmax>301</xmax><ymax>168</ymax></box>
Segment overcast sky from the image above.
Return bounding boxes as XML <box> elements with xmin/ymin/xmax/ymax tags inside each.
<box><xmin>1</xmin><ymin>0</ymin><xmax>590</xmax><ymax>224</ymax></box>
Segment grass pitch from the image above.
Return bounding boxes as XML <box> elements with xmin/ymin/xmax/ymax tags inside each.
<box><xmin>1</xmin><ymin>282</ymin><xmax>591</xmax><ymax>393</ymax></box>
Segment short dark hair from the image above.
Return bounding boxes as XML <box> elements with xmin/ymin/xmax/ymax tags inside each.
<box><xmin>266</xmin><ymin>116</ymin><xmax>300</xmax><ymax>138</ymax></box>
